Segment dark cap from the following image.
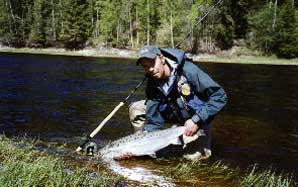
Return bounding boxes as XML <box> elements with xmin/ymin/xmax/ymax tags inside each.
<box><xmin>136</xmin><ymin>45</ymin><xmax>161</xmax><ymax>65</ymax></box>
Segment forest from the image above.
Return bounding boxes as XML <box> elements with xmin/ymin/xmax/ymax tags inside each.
<box><xmin>0</xmin><ymin>0</ymin><xmax>297</xmax><ymax>58</ymax></box>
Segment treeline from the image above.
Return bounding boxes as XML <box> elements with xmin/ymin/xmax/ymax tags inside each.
<box><xmin>0</xmin><ymin>0</ymin><xmax>297</xmax><ymax>58</ymax></box>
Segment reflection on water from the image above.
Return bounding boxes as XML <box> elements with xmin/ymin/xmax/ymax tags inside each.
<box><xmin>107</xmin><ymin>159</ymin><xmax>175</xmax><ymax>186</ymax></box>
<box><xmin>1</xmin><ymin>53</ymin><xmax>298</xmax><ymax>184</ymax></box>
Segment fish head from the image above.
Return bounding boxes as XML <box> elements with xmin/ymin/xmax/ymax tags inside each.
<box><xmin>82</xmin><ymin>141</ymin><xmax>98</xmax><ymax>156</ymax></box>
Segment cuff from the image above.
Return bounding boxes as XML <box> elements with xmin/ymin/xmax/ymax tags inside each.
<box><xmin>191</xmin><ymin>114</ymin><xmax>200</xmax><ymax>124</ymax></box>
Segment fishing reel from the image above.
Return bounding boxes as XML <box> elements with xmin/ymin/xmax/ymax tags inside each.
<box><xmin>82</xmin><ymin>141</ymin><xmax>98</xmax><ymax>156</ymax></box>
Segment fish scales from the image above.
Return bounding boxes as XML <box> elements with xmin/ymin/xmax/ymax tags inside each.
<box><xmin>98</xmin><ymin>126</ymin><xmax>204</xmax><ymax>159</ymax></box>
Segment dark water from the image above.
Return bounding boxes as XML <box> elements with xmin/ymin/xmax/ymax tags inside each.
<box><xmin>1</xmin><ymin>53</ymin><xmax>298</xmax><ymax>179</ymax></box>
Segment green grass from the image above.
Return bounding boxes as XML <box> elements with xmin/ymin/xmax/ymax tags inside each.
<box><xmin>0</xmin><ymin>135</ymin><xmax>123</xmax><ymax>187</ymax></box>
<box><xmin>163</xmin><ymin>160</ymin><xmax>296</xmax><ymax>187</ymax></box>
<box><xmin>241</xmin><ymin>165</ymin><xmax>294</xmax><ymax>187</ymax></box>
<box><xmin>0</xmin><ymin>135</ymin><xmax>296</xmax><ymax>187</ymax></box>
<box><xmin>197</xmin><ymin>55</ymin><xmax>298</xmax><ymax>65</ymax></box>
<box><xmin>195</xmin><ymin>46</ymin><xmax>298</xmax><ymax>65</ymax></box>
<box><xmin>164</xmin><ymin>161</ymin><xmax>241</xmax><ymax>186</ymax></box>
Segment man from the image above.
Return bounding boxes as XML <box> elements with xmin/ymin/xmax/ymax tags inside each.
<box><xmin>128</xmin><ymin>45</ymin><xmax>227</xmax><ymax>161</ymax></box>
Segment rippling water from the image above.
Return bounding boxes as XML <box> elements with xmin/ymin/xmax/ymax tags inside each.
<box><xmin>1</xmin><ymin>53</ymin><xmax>298</xmax><ymax>184</ymax></box>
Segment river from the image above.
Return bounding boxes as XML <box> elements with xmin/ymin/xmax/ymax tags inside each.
<box><xmin>0</xmin><ymin>53</ymin><xmax>297</xmax><ymax>186</ymax></box>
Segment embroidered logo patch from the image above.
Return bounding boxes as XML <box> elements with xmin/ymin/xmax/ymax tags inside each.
<box><xmin>181</xmin><ymin>83</ymin><xmax>191</xmax><ymax>96</ymax></box>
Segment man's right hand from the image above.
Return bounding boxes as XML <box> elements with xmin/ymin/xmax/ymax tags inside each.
<box><xmin>184</xmin><ymin>119</ymin><xmax>199</xmax><ymax>136</ymax></box>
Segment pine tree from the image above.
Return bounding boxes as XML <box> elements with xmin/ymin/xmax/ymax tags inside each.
<box><xmin>248</xmin><ymin>1</ymin><xmax>276</xmax><ymax>54</ymax></box>
<box><xmin>95</xmin><ymin>0</ymin><xmax>118</xmax><ymax>47</ymax></box>
<box><xmin>135</xmin><ymin>0</ymin><xmax>148</xmax><ymax>46</ymax></box>
<box><xmin>116</xmin><ymin>0</ymin><xmax>136</xmax><ymax>48</ymax></box>
<box><xmin>157</xmin><ymin>0</ymin><xmax>192</xmax><ymax>48</ymax></box>
<box><xmin>275</xmin><ymin>0</ymin><xmax>298</xmax><ymax>58</ymax></box>
<box><xmin>0</xmin><ymin>0</ymin><xmax>33</xmax><ymax>47</ymax></box>
<box><xmin>188</xmin><ymin>0</ymin><xmax>211</xmax><ymax>52</ymax></box>
<box><xmin>43</xmin><ymin>0</ymin><xmax>58</xmax><ymax>46</ymax></box>
<box><xmin>248</xmin><ymin>0</ymin><xmax>298</xmax><ymax>58</ymax></box>
<box><xmin>86</xmin><ymin>0</ymin><xmax>95</xmax><ymax>46</ymax></box>
<box><xmin>58</xmin><ymin>0</ymin><xmax>92</xmax><ymax>49</ymax></box>
<box><xmin>29</xmin><ymin>0</ymin><xmax>46</xmax><ymax>47</ymax></box>
<box><xmin>0</xmin><ymin>0</ymin><xmax>11</xmax><ymax>45</ymax></box>
<box><xmin>213</xmin><ymin>0</ymin><xmax>235</xmax><ymax>50</ymax></box>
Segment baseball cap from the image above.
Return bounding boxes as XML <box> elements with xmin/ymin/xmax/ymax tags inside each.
<box><xmin>136</xmin><ymin>45</ymin><xmax>162</xmax><ymax>65</ymax></box>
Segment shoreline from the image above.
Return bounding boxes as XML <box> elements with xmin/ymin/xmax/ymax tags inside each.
<box><xmin>0</xmin><ymin>135</ymin><xmax>295</xmax><ymax>187</ymax></box>
<box><xmin>0</xmin><ymin>135</ymin><xmax>124</xmax><ymax>186</ymax></box>
<box><xmin>1</xmin><ymin>47</ymin><xmax>298</xmax><ymax>65</ymax></box>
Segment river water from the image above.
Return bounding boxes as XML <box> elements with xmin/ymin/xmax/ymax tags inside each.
<box><xmin>0</xmin><ymin>53</ymin><xmax>298</xmax><ymax>185</ymax></box>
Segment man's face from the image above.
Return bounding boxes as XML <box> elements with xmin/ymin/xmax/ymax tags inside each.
<box><xmin>140</xmin><ymin>56</ymin><xmax>168</xmax><ymax>80</ymax></box>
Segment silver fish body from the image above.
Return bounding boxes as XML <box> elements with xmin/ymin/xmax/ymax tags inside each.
<box><xmin>98</xmin><ymin>126</ymin><xmax>205</xmax><ymax>159</ymax></box>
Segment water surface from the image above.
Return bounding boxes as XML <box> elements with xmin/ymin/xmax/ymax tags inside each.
<box><xmin>0</xmin><ymin>53</ymin><xmax>297</xmax><ymax>184</ymax></box>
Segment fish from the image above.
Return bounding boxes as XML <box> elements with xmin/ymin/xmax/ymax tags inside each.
<box><xmin>98</xmin><ymin>126</ymin><xmax>205</xmax><ymax>160</ymax></box>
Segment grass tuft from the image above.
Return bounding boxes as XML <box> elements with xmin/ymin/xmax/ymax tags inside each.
<box><xmin>164</xmin><ymin>160</ymin><xmax>241</xmax><ymax>186</ymax></box>
<box><xmin>0</xmin><ymin>135</ymin><xmax>123</xmax><ymax>187</ymax></box>
<box><xmin>163</xmin><ymin>160</ymin><xmax>297</xmax><ymax>187</ymax></box>
<box><xmin>240</xmin><ymin>165</ymin><xmax>295</xmax><ymax>187</ymax></box>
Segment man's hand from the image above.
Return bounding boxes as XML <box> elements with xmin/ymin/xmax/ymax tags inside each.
<box><xmin>184</xmin><ymin>119</ymin><xmax>198</xmax><ymax>136</ymax></box>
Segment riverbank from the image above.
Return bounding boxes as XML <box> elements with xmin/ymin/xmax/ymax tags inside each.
<box><xmin>0</xmin><ymin>135</ymin><xmax>296</xmax><ymax>187</ymax></box>
<box><xmin>0</xmin><ymin>135</ymin><xmax>123</xmax><ymax>187</ymax></box>
<box><xmin>1</xmin><ymin>46</ymin><xmax>298</xmax><ymax>65</ymax></box>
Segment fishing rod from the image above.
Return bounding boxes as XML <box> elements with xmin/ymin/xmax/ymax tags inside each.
<box><xmin>75</xmin><ymin>76</ymin><xmax>147</xmax><ymax>152</ymax></box>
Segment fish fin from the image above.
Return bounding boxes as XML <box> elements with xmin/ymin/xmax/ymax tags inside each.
<box><xmin>197</xmin><ymin>129</ymin><xmax>206</xmax><ymax>136</ymax></box>
<box><xmin>182</xmin><ymin>134</ymin><xmax>199</xmax><ymax>149</ymax></box>
<box><xmin>148</xmin><ymin>153</ymin><xmax>156</xmax><ymax>158</ymax></box>
<box><xmin>182</xmin><ymin>129</ymin><xmax>206</xmax><ymax>148</ymax></box>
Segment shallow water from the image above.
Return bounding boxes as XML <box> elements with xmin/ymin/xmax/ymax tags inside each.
<box><xmin>1</xmin><ymin>53</ymin><xmax>298</xmax><ymax>185</ymax></box>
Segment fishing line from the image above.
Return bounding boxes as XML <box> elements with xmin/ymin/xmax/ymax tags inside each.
<box><xmin>175</xmin><ymin>0</ymin><xmax>223</xmax><ymax>48</ymax></box>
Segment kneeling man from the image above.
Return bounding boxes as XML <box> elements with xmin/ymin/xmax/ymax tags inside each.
<box><xmin>129</xmin><ymin>45</ymin><xmax>227</xmax><ymax>161</ymax></box>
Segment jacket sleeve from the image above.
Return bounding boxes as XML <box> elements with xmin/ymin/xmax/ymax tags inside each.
<box><xmin>184</xmin><ymin>62</ymin><xmax>228</xmax><ymax>124</ymax></box>
<box><xmin>144</xmin><ymin>78</ymin><xmax>165</xmax><ymax>132</ymax></box>
<box><xmin>144</xmin><ymin>99</ymin><xmax>165</xmax><ymax>131</ymax></box>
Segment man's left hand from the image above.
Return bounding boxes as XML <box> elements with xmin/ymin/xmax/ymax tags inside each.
<box><xmin>184</xmin><ymin>119</ymin><xmax>198</xmax><ymax>136</ymax></box>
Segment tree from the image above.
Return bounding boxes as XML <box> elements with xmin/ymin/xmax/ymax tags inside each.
<box><xmin>0</xmin><ymin>0</ymin><xmax>11</xmax><ymax>45</ymax></box>
<box><xmin>212</xmin><ymin>0</ymin><xmax>235</xmax><ymax>50</ymax></box>
<box><xmin>248</xmin><ymin>0</ymin><xmax>298</xmax><ymax>58</ymax></box>
<box><xmin>44</xmin><ymin>0</ymin><xmax>58</xmax><ymax>46</ymax></box>
<box><xmin>29</xmin><ymin>0</ymin><xmax>46</xmax><ymax>47</ymax></box>
<box><xmin>58</xmin><ymin>0</ymin><xmax>92</xmax><ymax>49</ymax></box>
<box><xmin>96</xmin><ymin>0</ymin><xmax>118</xmax><ymax>47</ymax></box>
<box><xmin>274</xmin><ymin>0</ymin><xmax>298</xmax><ymax>58</ymax></box>
<box><xmin>0</xmin><ymin>0</ymin><xmax>34</xmax><ymax>47</ymax></box>
<box><xmin>248</xmin><ymin>2</ymin><xmax>277</xmax><ymax>54</ymax></box>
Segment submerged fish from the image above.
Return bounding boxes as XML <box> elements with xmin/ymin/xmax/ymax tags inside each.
<box><xmin>98</xmin><ymin>126</ymin><xmax>205</xmax><ymax>160</ymax></box>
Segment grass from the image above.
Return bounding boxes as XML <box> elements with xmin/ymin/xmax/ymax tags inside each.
<box><xmin>241</xmin><ymin>165</ymin><xmax>294</xmax><ymax>187</ymax></box>
<box><xmin>0</xmin><ymin>135</ymin><xmax>123</xmax><ymax>187</ymax></box>
<box><xmin>0</xmin><ymin>47</ymin><xmax>137</xmax><ymax>59</ymax></box>
<box><xmin>163</xmin><ymin>160</ymin><xmax>297</xmax><ymax>187</ymax></box>
<box><xmin>197</xmin><ymin>55</ymin><xmax>298</xmax><ymax>65</ymax></box>
<box><xmin>0</xmin><ymin>135</ymin><xmax>296</xmax><ymax>187</ymax></box>
<box><xmin>194</xmin><ymin>46</ymin><xmax>298</xmax><ymax>65</ymax></box>
<box><xmin>1</xmin><ymin>46</ymin><xmax>298</xmax><ymax>65</ymax></box>
<box><xmin>164</xmin><ymin>160</ymin><xmax>241</xmax><ymax>186</ymax></box>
